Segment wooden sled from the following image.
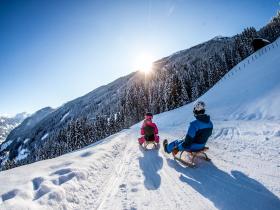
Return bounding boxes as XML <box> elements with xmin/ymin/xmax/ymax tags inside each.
<box><xmin>143</xmin><ymin>140</ymin><xmax>160</xmax><ymax>150</ymax></box>
<box><xmin>172</xmin><ymin>147</ymin><xmax>211</xmax><ymax>168</ymax></box>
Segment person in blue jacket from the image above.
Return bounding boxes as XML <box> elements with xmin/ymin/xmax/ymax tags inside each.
<box><xmin>164</xmin><ymin>101</ymin><xmax>213</xmax><ymax>154</ymax></box>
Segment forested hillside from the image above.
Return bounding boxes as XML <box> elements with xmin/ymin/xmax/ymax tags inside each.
<box><xmin>1</xmin><ymin>12</ymin><xmax>279</xmax><ymax>171</ymax></box>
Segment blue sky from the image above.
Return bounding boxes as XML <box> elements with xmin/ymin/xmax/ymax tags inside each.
<box><xmin>0</xmin><ymin>0</ymin><xmax>279</xmax><ymax>115</ymax></box>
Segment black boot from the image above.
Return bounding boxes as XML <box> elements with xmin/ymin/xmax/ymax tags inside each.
<box><xmin>163</xmin><ymin>139</ymin><xmax>168</xmax><ymax>153</ymax></box>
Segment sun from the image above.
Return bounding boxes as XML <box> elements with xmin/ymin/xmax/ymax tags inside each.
<box><xmin>134</xmin><ymin>53</ymin><xmax>154</xmax><ymax>74</ymax></box>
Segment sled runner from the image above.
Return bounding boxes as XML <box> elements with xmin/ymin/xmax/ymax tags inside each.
<box><xmin>173</xmin><ymin>147</ymin><xmax>210</xmax><ymax>168</ymax></box>
<box><xmin>141</xmin><ymin>140</ymin><xmax>160</xmax><ymax>150</ymax></box>
<box><xmin>163</xmin><ymin>139</ymin><xmax>210</xmax><ymax>168</ymax></box>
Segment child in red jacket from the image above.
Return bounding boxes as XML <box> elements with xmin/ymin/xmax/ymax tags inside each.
<box><xmin>138</xmin><ymin>112</ymin><xmax>160</xmax><ymax>145</ymax></box>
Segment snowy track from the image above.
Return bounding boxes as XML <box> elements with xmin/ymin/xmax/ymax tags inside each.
<box><xmin>1</xmin><ymin>121</ymin><xmax>279</xmax><ymax>210</ymax></box>
<box><xmin>97</xmin><ymin>121</ymin><xmax>280</xmax><ymax>210</ymax></box>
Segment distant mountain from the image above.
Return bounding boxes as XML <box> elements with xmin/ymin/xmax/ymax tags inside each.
<box><xmin>0</xmin><ymin>113</ymin><xmax>28</xmax><ymax>144</ymax></box>
<box><xmin>6</xmin><ymin>107</ymin><xmax>54</xmax><ymax>144</ymax></box>
<box><xmin>1</xmin><ymin>12</ymin><xmax>279</xmax><ymax>171</ymax></box>
<box><xmin>0</xmin><ymin>108</ymin><xmax>53</xmax><ymax>167</ymax></box>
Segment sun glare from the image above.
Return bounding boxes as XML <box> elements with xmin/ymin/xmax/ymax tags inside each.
<box><xmin>134</xmin><ymin>53</ymin><xmax>154</xmax><ymax>74</ymax></box>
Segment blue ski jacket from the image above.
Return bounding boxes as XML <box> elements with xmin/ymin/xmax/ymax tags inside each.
<box><xmin>181</xmin><ymin>114</ymin><xmax>213</xmax><ymax>149</ymax></box>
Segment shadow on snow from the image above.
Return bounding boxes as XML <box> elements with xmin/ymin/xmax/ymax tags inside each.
<box><xmin>167</xmin><ymin>158</ymin><xmax>280</xmax><ymax>210</ymax></box>
<box><xmin>138</xmin><ymin>145</ymin><xmax>163</xmax><ymax>190</ymax></box>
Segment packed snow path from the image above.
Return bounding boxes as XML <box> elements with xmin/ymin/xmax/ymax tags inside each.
<box><xmin>1</xmin><ymin>38</ymin><xmax>280</xmax><ymax>210</ymax></box>
<box><xmin>0</xmin><ymin>120</ymin><xmax>280</xmax><ymax>210</ymax></box>
<box><xmin>98</xmin><ymin>122</ymin><xmax>280</xmax><ymax>210</ymax></box>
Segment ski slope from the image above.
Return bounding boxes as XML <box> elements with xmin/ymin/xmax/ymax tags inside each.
<box><xmin>1</xmin><ymin>39</ymin><xmax>280</xmax><ymax>210</ymax></box>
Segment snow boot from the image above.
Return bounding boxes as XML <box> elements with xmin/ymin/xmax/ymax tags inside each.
<box><xmin>163</xmin><ymin>139</ymin><xmax>168</xmax><ymax>153</ymax></box>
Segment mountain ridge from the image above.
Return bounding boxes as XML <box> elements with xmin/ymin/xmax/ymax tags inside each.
<box><xmin>0</xmin><ymin>113</ymin><xmax>28</xmax><ymax>145</ymax></box>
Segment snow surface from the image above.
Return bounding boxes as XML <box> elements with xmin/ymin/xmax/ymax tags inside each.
<box><xmin>0</xmin><ymin>140</ymin><xmax>12</xmax><ymax>152</ymax></box>
<box><xmin>23</xmin><ymin>138</ymin><xmax>30</xmax><ymax>144</ymax></box>
<box><xmin>60</xmin><ymin>112</ymin><xmax>70</xmax><ymax>123</ymax></box>
<box><xmin>0</xmin><ymin>39</ymin><xmax>280</xmax><ymax>209</ymax></box>
<box><xmin>41</xmin><ymin>133</ymin><xmax>49</xmax><ymax>141</ymax></box>
<box><xmin>0</xmin><ymin>114</ymin><xmax>25</xmax><ymax>145</ymax></box>
<box><xmin>15</xmin><ymin>147</ymin><xmax>30</xmax><ymax>162</ymax></box>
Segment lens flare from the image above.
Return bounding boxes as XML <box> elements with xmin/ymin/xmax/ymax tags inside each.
<box><xmin>134</xmin><ymin>53</ymin><xmax>154</xmax><ymax>74</ymax></box>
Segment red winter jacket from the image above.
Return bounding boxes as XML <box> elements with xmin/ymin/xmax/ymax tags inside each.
<box><xmin>141</xmin><ymin>120</ymin><xmax>158</xmax><ymax>135</ymax></box>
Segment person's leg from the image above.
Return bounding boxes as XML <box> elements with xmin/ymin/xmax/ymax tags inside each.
<box><xmin>154</xmin><ymin>135</ymin><xmax>160</xmax><ymax>143</ymax></box>
<box><xmin>177</xmin><ymin>141</ymin><xmax>189</xmax><ymax>151</ymax></box>
<box><xmin>138</xmin><ymin>137</ymin><xmax>145</xmax><ymax>145</ymax></box>
<box><xmin>166</xmin><ymin>140</ymin><xmax>183</xmax><ymax>153</ymax></box>
<box><xmin>189</xmin><ymin>144</ymin><xmax>205</xmax><ymax>151</ymax></box>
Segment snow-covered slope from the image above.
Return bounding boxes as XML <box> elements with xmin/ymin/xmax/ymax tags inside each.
<box><xmin>0</xmin><ymin>113</ymin><xmax>28</xmax><ymax>145</ymax></box>
<box><xmin>0</xmin><ymin>107</ymin><xmax>54</xmax><ymax>165</ymax></box>
<box><xmin>5</xmin><ymin>107</ymin><xmax>54</xmax><ymax>143</ymax></box>
<box><xmin>207</xmin><ymin>41</ymin><xmax>280</xmax><ymax>120</ymax></box>
<box><xmin>156</xmin><ymin>37</ymin><xmax>280</xmax><ymax>127</ymax></box>
<box><xmin>1</xmin><ymin>39</ymin><xmax>280</xmax><ymax>210</ymax></box>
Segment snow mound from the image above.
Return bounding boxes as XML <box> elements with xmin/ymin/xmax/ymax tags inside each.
<box><xmin>155</xmin><ymin>37</ymin><xmax>280</xmax><ymax>128</ymax></box>
<box><xmin>206</xmin><ymin>38</ymin><xmax>280</xmax><ymax>120</ymax></box>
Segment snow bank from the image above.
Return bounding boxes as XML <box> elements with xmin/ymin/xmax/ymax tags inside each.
<box><xmin>204</xmin><ymin>38</ymin><xmax>280</xmax><ymax>120</ymax></box>
<box><xmin>153</xmin><ymin>37</ymin><xmax>280</xmax><ymax>128</ymax></box>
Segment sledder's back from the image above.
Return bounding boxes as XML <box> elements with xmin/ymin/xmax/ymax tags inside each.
<box><xmin>190</xmin><ymin>120</ymin><xmax>213</xmax><ymax>145</ymax></box>
<box><xmin>184</xmin><ymin>114</ymin><xmax>213</xmax><ymax>147</ymax></box>
<box><xmin>143</xmin><ymin>125</ymin><xmax>155</xmax><ymax>140</ymax></box>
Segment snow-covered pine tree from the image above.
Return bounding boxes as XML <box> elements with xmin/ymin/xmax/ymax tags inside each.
<box><xmin>259</xmin><ymin>11</ymin><xmax>280</xmax><ymax>42</ymax></box>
